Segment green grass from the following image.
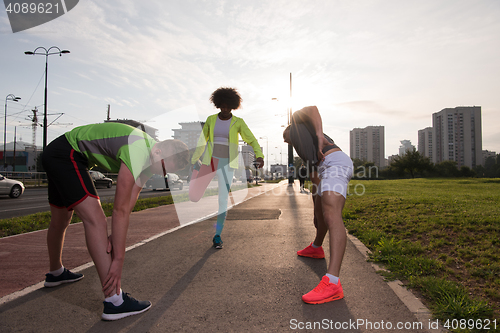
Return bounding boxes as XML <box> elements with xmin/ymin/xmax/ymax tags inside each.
<box><xmin>342</xmin><ymin>178</ymin><xmax>500</xmax><ymax>331</ymax></box>
<box><xmin>0</xmin><ymin>183</ymin><xmax>256</xmax><ymax>238</ymax></box>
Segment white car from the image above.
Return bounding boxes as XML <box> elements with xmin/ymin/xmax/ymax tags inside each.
<box><xmin>89</xmin><ymin>170</ymin><xmax>113</xmax><ymax>188</ymax></box>
<box><xmin>0</xmin><ymin>174</ymin><xmax>25</xmax><ymax>198</ymax></box>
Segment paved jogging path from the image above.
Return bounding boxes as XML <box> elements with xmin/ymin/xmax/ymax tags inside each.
<box><xmin>0</xmin><ymin>181</ymin><xmax>445</xmax><ymax>332</ymax></box>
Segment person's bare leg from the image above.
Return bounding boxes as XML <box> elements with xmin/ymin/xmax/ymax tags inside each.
<box><xmin>301</xmin><ymin>190</ymin><xmax>346</xmax><ymax>304</ymax></box>
<box><xmin>311</xmin><ymin>174</ymin><xmax>328</xmax><ymax>247</ymax></box>
<box><xmin>312</xmin><ymin>195</ymin><xmax>328</xmax><ymax>247</ymax></box>
<box><xmin>321</xmin><ymin>191</ymin><xmax>347</xmax><ymax>277</ymax></box>
<box><xmin>189</xmin><ymin>163</ymin><xmax>217</xmax><ymax>202</ymax></box>
<box><xmin>73</xmin><ymin>196</ymin><xmax>112</xmax><ymax>288</ymax></box>
<box><xmin>47</xmin><ymin>206</ymin><xmax>73</xmax><ymax>271</ymax></box>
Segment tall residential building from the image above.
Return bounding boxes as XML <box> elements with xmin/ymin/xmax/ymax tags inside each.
<box><xmin>172</xmin><ymin>121</ymin><xmax>204</xmax><ymax>151</ymax></box>
<box><xmin>399</xmin><ymin>140</ymin><xmax>414</xmax><ymax>156</ymax></box>
<box><xmin>417</xmin><ymin>127</ymin><xmax>433</xmax><ymax>159</ymax></box>
<box><xmin>432</xmin><ymin>106</ymin><xmax>482</xmax><ymax>168</ymax></box>
<box><xmin>350</xmin><ymin>126</ymin><xmax>385</xmax><ymax>168</ymax></box>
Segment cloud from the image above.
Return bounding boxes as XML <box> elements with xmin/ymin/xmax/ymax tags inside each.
<box><xmin>335</xmin><ymin>100</ymin><xmax>403</xmax><ymax>117</ymax></box>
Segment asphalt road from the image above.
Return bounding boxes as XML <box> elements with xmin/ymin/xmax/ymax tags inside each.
<box><xmin>0</xmin><ymin>180</ymin><xmax>226</xmax><ymax>219</ymax></box>
<box><xmin>0</xmin><ymin>185</ymin><xmax>188</xmax><ymax>219</ymax></box>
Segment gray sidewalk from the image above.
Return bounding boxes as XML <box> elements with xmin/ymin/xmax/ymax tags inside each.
<box><xmin>0</xmin><ymin>182</ymin><xmax>442</xmax><ymax>332</ymax></box>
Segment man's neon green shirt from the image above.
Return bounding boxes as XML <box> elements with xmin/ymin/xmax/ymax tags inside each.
<box><xmin>65</xmin><ymin>122</ymin><xmax>156</xmax><ymax>180</ymax></box>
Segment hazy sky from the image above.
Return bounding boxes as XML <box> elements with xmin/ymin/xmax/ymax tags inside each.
<box><xmin>1</xmin><ymin>0</ymin><xmax>499</xmax><ymax>168</ymax></box>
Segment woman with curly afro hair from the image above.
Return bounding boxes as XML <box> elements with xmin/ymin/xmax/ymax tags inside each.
<box><xmin>190</xmin><ymin>87</ymin><xmax>264</xmax><ymax>249</ymax></box>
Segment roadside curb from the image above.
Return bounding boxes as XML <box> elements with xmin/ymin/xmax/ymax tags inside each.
<box><xmin>347</xmin><ymin>233</ymin><xmax>449</xmax><ymax>333</ymax></box>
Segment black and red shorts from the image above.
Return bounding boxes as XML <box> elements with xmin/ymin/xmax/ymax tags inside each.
<box><xmin>41</xmin><ymin>135</ymin><xmax>99</xmax><ymax>210</ymax></box>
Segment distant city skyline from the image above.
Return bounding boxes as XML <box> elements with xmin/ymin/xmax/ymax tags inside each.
<box><xmin>0</xmin><ymin>107</ymin><xmax>494</xmax><ymax>172</ymax></box>
<box><xmin>1</xmin><ymin>0</ymin><xmax>500</xmax><ymax>162</ymax></box>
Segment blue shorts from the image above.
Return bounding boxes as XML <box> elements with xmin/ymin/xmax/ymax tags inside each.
<box><xmin>317</xmin><ymin>151</ymin><xmax>353</xmax><ymax>198</ymax></box>
<box><xmin>41</xmin><ymin>135</ymin><xmax>99</xmax><ymax>210</ymax></box>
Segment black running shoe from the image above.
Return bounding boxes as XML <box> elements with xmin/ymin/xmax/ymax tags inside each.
<box><xmin>213</xmin><ymin>235</ymin><xmax>223</xmax><ymax>249</ymax></box>
<box><xmin>44</xmin><ymin>268</ymin><xmax>84</xmax><ymax>287</ymax></box>
<box><xmin>101</xmin><ymin>292</ymin><xmax>152</xmax><ymax>321</ymax></box>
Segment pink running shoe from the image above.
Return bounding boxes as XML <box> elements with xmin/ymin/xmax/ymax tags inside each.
<box><xmin>297</xmin><ymin>243</ymin><xmax>325</xmax><ymax>259</ymax></box>
<box><xmin>302</xmin><ymin>276</ymin><xmax>344</xmax><ymax>304</ymax></box>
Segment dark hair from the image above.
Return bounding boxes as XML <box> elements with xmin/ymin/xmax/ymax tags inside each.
<box><xmin>283</xmin><ymin>125</ymin><xmax>291</xmax><ymax>140</ymax></box>
<box><xmin>210</xmin><ymin>87</ymin><xmax>242</xmax><ymax>110</ymax></box>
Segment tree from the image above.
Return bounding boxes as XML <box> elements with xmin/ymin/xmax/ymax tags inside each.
<box><xmin>484</xmin><ymin>155</ymin><xmax>500</xmax><ymax>178</ymax></box>
<box><xmin>351</xmin><ymin>158</ymin><xmax>365</xmax><ymax>170</ymax></box>
<box><xmin>390</xmin><ymin>148</ymin><xmax>432</xmax><ymax>178</ymax></box>
<box><xmin>379</xmin><ymin>164</ymin><xmax>405</xmax><ymax>179</ymax></box>
<box><xmin>293</xmin><ymin>156</ymin><xmax>304</xmax><ymax>176</ymax></box>
<box><xmin>350</xmin><ymin>158</ymin><xmax>384</xmax><ymax>179</ymax></box>
<box><xmin>434</xmin><ymin>160</ymin><xmax>459</xmax><ymax>177</ymax></box>
<box><xmin>459</xmin><ymin>165</ymin><xmax>476</xmax><ymax>177</ymax></box>
<box><xmin>475</xmin><ymin>154</ymin><xmax>500</xmax><ymax>178</ymax></box>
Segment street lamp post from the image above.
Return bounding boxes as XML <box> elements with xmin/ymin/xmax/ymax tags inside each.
<box><xmin>275</xmin><ymin>146</ymin><xmax>283</xmax><ymax>165</ymax></box>
<box><xmin>288</xmin><ymin>73</ymin><xmax>294</xmax><ymax>184</ymax></box>
<box><xmin>4</xmin><ymin>94</ymin><xmax>21</xmax><ymax>170</ymax></box>
<box><xmin>25</xmin><ymin>46</ymin><xmax>70</xmax><ymax>151</ymax></box>
<box><xmin>271</xmin><ymin>72</ymin><xmax>294</xmax><ymax>184</ymax></box>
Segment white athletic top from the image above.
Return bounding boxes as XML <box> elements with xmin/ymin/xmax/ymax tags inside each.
<box><xmin>213</xmin><ymin>117</ymin><xmax>231</xmax><ymax>146</ymax></box>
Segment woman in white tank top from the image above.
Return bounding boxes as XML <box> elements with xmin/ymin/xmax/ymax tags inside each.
<box><xmin>189</xmin><ymin>87</ymin><xmax>264</xmax><ymax>249</ymax></box>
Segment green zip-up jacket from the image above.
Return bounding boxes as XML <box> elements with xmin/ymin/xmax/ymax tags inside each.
<box><xmin>191</xmin><ymin>114</ymin><xmax>264</xmax><ymax>169</ymax></box>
